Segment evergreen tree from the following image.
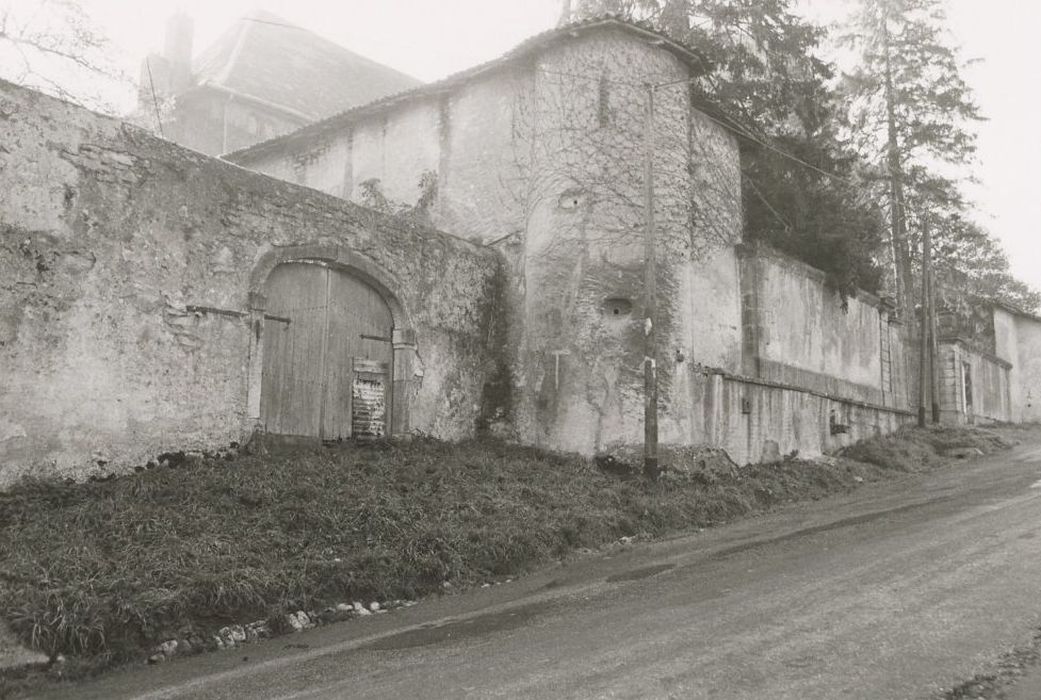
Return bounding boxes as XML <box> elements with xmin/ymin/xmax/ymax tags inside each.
<box><xmin>840</xmin><ymin>0</ymin><xmax>985</xmax><ymax>313</ymax></box>
<box><xmin>0</xmin><ymin>0</ymin><xmax>127</xmax><ymax>113</ymax></box>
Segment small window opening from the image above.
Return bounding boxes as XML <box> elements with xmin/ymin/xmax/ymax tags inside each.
<box><xmin>558</xmin><ymin>188</ymin><xmax>585</xmax><ymax>211</ymax></box>
<box><xmin>602</xmin><ymin>297</ymin><xmax>632</xmax><ymax>318</ymax></box>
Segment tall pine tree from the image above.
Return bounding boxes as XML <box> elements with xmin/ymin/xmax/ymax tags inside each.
<box><xmin>841</xmin><ymin>0</ymin><xmax>985</xmax><ymax>314</ymax></box>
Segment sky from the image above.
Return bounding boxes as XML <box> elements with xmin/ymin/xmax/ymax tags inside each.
<box><xmin>3</xmin><ymin>0</ymin><xmax>1039</xmax><ymax>295</ymax></box>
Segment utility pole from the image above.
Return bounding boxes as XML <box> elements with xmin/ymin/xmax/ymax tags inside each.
<box><xmin>918</xmin><ymin>218</ymin><xmax>930</xmax><ymax>428</ymax></box>
<box><xmin>925</xmin><ymin>219</ymin><xmax>940</xmax><ymax>423</ymax></box>
<box><xmin>643</xmin><ymin>84</ymin><xmax>660</xmax><ymax>479</ymax></box>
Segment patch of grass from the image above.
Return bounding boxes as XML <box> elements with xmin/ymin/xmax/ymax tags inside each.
<box><xmin>0</xmin><ymin>427</ymin><xmax>1019</xmax><ymax>678</ymax></box>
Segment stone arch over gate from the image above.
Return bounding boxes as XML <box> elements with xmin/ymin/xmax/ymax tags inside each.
<box><xmin>245</xmin><ymin>244</ymin><xmax>418</xmax><ymax>440</ymax></box>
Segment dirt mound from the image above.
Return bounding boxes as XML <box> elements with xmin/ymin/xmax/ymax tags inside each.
<box><xmin>596</xmin><ymin>444</ymin><xmax>738</xmax><ymax>484</ymax></box>
<box><xmin>840</xmin><ymin>424</ymin><xmax>1015</xmax><ymax>472</ymax></box>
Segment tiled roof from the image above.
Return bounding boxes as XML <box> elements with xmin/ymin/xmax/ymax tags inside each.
<box><xmin>192</xmin><ymin>11</ymin><xmax>421</xmax><ymax>121</ymax></box>
<box><xmin>224</xmin><ymin>15</ymin><xmax>711</xmax><ymax>163</ymax></box>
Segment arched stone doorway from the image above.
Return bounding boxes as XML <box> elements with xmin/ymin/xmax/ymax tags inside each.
<box><xmin>246</xmin><ymin>245</ymin><xmax>417</xmax><ymax>441</ymax></box>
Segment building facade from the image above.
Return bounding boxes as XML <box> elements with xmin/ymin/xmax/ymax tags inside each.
<box><xmin>226</xmin><ymin>18</ymin><xmax>750</xmax><ymax>455</ymax></box>
<box><xmin>137</xmin><ymin>12</ymin><xmax>421</xmax><ymax>156</ymax></box>
<box><xmin>227</xmin><ymin>17</ymin><xmax>923</xmax><ymax>459</ymax></box>
<box><xmin>8</xmin><ymin>17</ymin><xmax>1034</xmax><ymax>487</ymax></box>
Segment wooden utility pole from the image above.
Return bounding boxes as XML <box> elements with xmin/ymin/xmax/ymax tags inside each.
<box><xmin>925</xmin><ymin>220</ymin><xmax>940</xmax><ymax>423</ymax></box>
<box><xmin>643</xmin><ymin>84</ymin><xmax>660</xmax><ymax>479</ymax></box>
<box><xmin>918</xmin><ymin>219</ymin><xmax>930</xmax><ymax>428</ymax></box>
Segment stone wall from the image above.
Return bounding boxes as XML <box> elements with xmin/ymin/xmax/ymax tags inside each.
<box><xmin>0</xmin><ymin>80</ymin><xmax>504</xmax><ymax>487</ymax></box>
<box><xmin>685</xmin><ymin>370</ymin><xmax>913</xmax><ymax>465</ymax></box>
<box><xmin>936</xmin><ymin>340</ymin><xmax>1012</xmax><ymax>424</ymax></box>
<box><xmin>739</xmin><ymin>243</ymin><xmax>897</xmax><ymax>407</ymax></box>
<box><xmin>993</xmin><ymin>307</ymin><xmax>1041</xmax><ymax>423</ymax></box>
<box><xmin>230</xmin><ymin>26</ymin><xmax>744</xmax><ymax>456</ymax></box>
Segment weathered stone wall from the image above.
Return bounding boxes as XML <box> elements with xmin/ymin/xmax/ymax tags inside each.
<box><xmin>219</xmin><ymin>24</ymin><xmax>934</xmax><ymax>463</ymax></box>
<box><xmin>232</xmin><ymin>27</ymin><xmax>744</xmax><ymax>456</ymax></box>
<box><xmin>508</xmin><ymin>31</ymin><xmax>742</xmax><ymax>454</ymax></box>
<box><xmin>883</xmin><ymin>319</ymin><xmax>915</xmax><ymax>411</ymax></box>
<box><xmin>692</xmin><ymin>370</ymin><xmax>913</xmax><ymax>465</ymax></box>
<box><xmin>739</xmin><ymin>243</ymin><xmax>890</xmax><ymax>406</ymax></box>
<box><xmin>0</xmin><ymin>80</ymin><xmax>504</xmax><ymax>487</ymax></box>
<box><xmin>936</xmin><ymin>340</ymin><xmax>1011</xmax><ymax>424</ymax></box>
<box><xmin>993</xmin><ymin>307</ymin><xmax>1041</xmax><ymax>423</ymax></box>
<box><xmin>238</xmin><ymin>71</ymin><xmax>526</xmax><ymax>245</ymax></box>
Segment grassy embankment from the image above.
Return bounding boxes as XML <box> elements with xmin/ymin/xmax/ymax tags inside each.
<box><xmin>0</xmin><ymin>424</ymin><xmax>1021</xmax><ymax>682</ymax></box>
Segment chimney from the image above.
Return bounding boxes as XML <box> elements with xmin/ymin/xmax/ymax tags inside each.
<box><xmin>162</xmin><ymin>12</ymin><xmax>194</xmax><ymax>93</ymax></box>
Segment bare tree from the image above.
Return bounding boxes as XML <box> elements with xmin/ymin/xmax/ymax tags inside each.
<box><xmin>0</xmin><ymin>0</ymin><xmax>127</xmax><ymax>112</ymax></box>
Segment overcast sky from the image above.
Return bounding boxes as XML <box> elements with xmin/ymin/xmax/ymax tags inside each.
<box><xmin>5</xmin><ymin>0</ymin><xmax>1039</xmax><ymax>295</ymax></box>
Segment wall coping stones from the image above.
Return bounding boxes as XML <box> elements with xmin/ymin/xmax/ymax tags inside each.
<box><xmin>735</xmin><ymin>241</ymin><xmax>885</xmax><ymax>311</ymax></box>
<box><xmin>939</xmin><ymin>336</ymin><xmax>1014</xmax><ymax>370</ymax></box>
<box><xmin>702</xmin><ymin>366</ymin><xmax>916</xmax><ymax>417</ymax></box>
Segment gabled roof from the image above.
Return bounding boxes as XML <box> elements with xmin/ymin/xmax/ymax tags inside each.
<box><xmin>192</xmin><ymin>11</ymin><xmax>421</xmax><ymax>121</ymax></box>
<box><xmin>224</xmin><ymin>15</ymin><xmax>712</xmax><ymax>163</ymax></box>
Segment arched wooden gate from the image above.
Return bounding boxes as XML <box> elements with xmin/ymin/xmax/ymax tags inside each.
<box><xmin>260</xmin><ymin>262</ymin><xmax>393</xmax><ymax>440</ymax></box>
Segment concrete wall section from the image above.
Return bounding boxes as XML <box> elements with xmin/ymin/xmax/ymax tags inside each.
<box><xmin>694</xmin><ymin>371</ymin><xmax>913</xmax><ymax>465</ymax></box>
<box><xmin>937</xmin><ymin>340</ymin><xmax>1012</xmax><ymax>424</ymax></box>
<box><xmin>740</xmin><ymin>244</ymin><xmax>885</xmax><ymax>405</ymax></box>
<box><xmin>993</xmin><ymin>308</ymin><xmax>1041</xmax><ymax>423</ymax></box>
<box><xmin>884</xmin><ymin>320</ymin><xmax>914</xmax><ymax>411</ymax></box>
<box><xmin>0</xmin><ymin>80</ymin><xmax>503</xmax><ymax>487</ymax></box>
<box><xmin>1012</xmin><ymin>316</ymin><xmax>1041</xmax><ymax>422</ymax></box>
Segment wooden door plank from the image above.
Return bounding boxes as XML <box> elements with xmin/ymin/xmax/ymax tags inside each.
<box><xmin>264</xmin><ymin>263</ymin><xmax>395</xmax><ymax>441</ymax></box>
<box><xmin>260</xmin><ymin>263</ymin><xmax>327</xmax><ymax>438</ymax></box>
<box><xmin>323</xmin><ymin>269</ymin><xmax>393</xmax><ymax>439</ymax></box>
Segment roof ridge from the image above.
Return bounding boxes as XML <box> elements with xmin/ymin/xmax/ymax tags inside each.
<box><xmin>215</xmin><ymin>14</ymin><xmax>255</xmax><ymax>86</ymax></box>
<box><xmin>225</xmin><ymin>15</ymin><xmax>710</xmax><ymax>163</ymax></box>
<box><xmin>233</xmin><ymin>11</ymin><xmax>420</xmax><ymax>84</ymax></box>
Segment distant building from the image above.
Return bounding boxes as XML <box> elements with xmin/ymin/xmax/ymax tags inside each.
<box><xmin>137</xmin><ymin>11</ymin><xmax>420</xmax><ymax>156</ymax></box>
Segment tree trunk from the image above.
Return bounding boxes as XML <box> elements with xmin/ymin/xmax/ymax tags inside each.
<box><xmin>882</xmin><ymin>18</ymin><xmax>914</xmax><ymax>318</ymax></box>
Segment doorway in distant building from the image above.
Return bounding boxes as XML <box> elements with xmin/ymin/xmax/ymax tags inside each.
<box><xmin>260</xmin><ymin>262</ymin><xmax>393</xmax><ymax>440</ymax></box>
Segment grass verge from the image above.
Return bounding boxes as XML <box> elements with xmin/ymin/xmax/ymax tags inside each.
<box><xmin>0</xmin><ymin>425</ymin><xmax>1022</xmax><ymax>687</ymax></box>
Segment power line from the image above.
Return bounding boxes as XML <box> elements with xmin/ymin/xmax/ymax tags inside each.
<box><xmin>743</xmin><ymin>172</ymin><xmax>792</xmax><ymax>231</ymax></box>
<box><xmin>646</xmin><ymin>72</ymin><xmax>855</xmax><ymax>185</ymax></box>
